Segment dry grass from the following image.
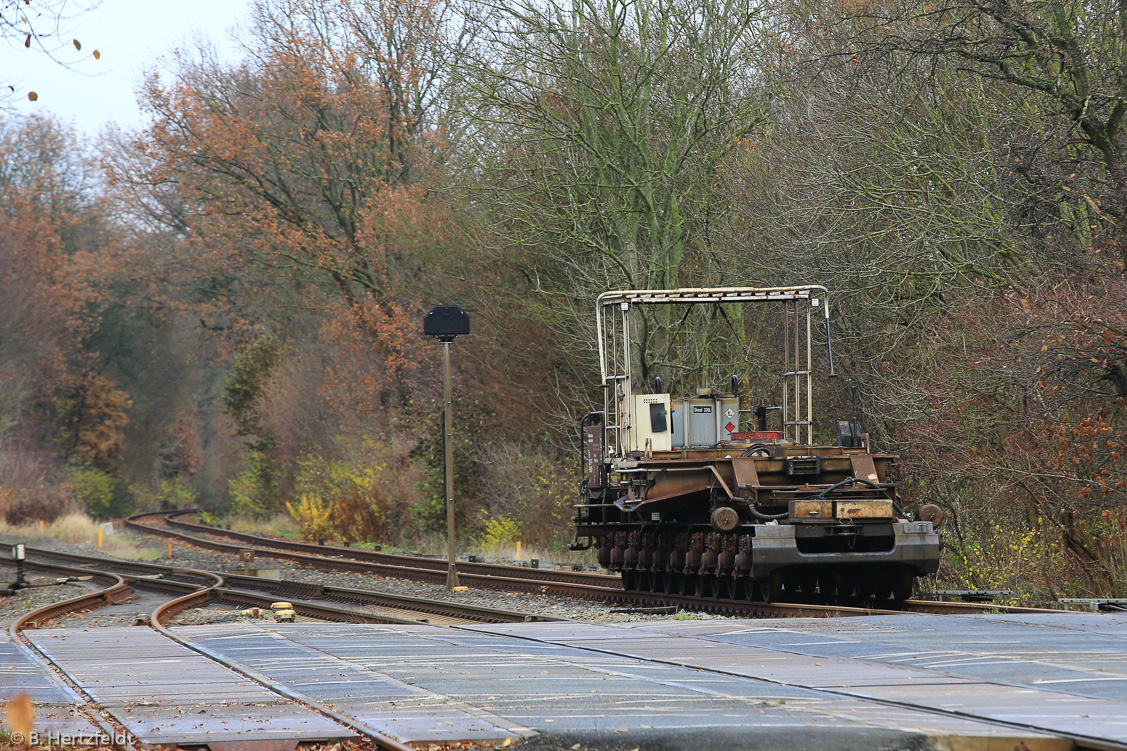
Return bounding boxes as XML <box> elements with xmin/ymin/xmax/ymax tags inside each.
<box><xmin>0</xmin><ymin>512</ymin><xmax>162</xmax><ymax>560</ymax></box>
<box><xmin>224</xmin><ymin>513</ymin><xmax>301</xmax><ymax>539</ymax></box>
<box><xmin>455</xmin><ymin>536</ymin><xmax>600</xmax><ymax>570</ymax></box>
<box><xmin>195</xmin><ymin>513</ymin><xmax>602</xmax><ymax>570</ymax></box>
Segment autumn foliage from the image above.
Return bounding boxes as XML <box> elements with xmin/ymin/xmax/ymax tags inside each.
<box><xmin>3</xmin><ymin>0</ymin><xmax>1127</xmax><ymax>597</ymax></box>
<box><xmin>0</xmin><ymin>116</ymin><xmax>137</xmax><ymax>522</ymax></box>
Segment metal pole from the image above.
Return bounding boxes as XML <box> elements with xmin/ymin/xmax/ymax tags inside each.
<box><xmin>443</xmin><ymin>340</ymin><xmax>460</xmax><ymax>590</ymax></box>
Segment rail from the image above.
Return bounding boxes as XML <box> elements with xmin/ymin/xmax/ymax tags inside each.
<box><xmin>128</xmin><ymin>508</ymin><xmax>619</xmax><ymax>587</ymax></box>
<box><xmin>6</xmin><ymin>542</ymin><xmax>563</xmax><ymax>626</ymax></box>
<box><xmin>122</xmin><ymin>511</ymin><xmax>1067</xmax><ymax>618</ymax></box>
<box><xmin>4</xmin><ymin>553</ymin><xmax>416</xmax><ymax>751</ymax></box>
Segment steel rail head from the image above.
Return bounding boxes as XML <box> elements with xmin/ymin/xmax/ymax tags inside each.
<box><xmin>125</xmin><ymin>511</ymin><xmax>1068</xmax><ymax>617</ymax></box>
<box><xmin>147</xmin><ymin>615</ymin><xmax>416</xmax><ymax>751</ymax></box>
<box><xmin>151</xmin><ymin>587</ymin><xmax>220</xmax><ymax>628</ymax></box>
<box><xmin>142</xmin><ymin>580</ymin><xmax>417</xmax><ymax>751</ymax></box>
<box><xmin>143</xmin><ymin>509</ymin><xmax>617</xmax><ymax>586</ymax></box>
<box><xmin>9</xmin><ymin>570</ymin><xmax>132</xmax><ymax>636</ymax></box>
<box><xmin>11</xmin><ymin>543</ymin><xmax>226</xmax><ymax>587</ymax></box>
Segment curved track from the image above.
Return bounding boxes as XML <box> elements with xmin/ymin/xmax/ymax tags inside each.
<box><xmin>3</xmin><ymin>532</ymin><xmax>1111</xmax><ymax>751</ymax></box>
<box><xmin>125</xmin><ymin>510</ymin><xmax>1064</xmax><ymax>618</ymax></box>
<box><xmin>4</xmin><ymin>547</ymin><xmax>546</xmax><ymax>751</ymax></box>
<box><xmin>3</xmin><ymin>542</ymin><xmax>561</xmax><ymax>627</ymax></box>
<box><xmin>130</xmin><ymin>509</ymin><xmax>620</xmax><ymax>586</ymax></box>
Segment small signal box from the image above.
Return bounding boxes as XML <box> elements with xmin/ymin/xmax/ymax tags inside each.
<box><xmin>423</xmin><ymin>305</ymin><xmax>470</xmax><ymax>341</ymax></box>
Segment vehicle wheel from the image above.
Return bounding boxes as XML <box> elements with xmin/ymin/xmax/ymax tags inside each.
<box><xmin>817</xmin><ymin>572</ymin><xmax>837</xmax><ymax>597</ymax></box>
<box><xmin>737</xmin><ymin>578</ymin><xmax>756</xmax><ymax>601</ymax></box>
<box><xmin>766</xmin><ymin>572</ymin><xmax>784</xmax><ymax>602</ymax></box>
<box><xmin>673</xmin><ymin>573</ymin><xmax>689</xmax><ymax>595</ymax></box>
<box><xmin>892</xmin><ymin>567</ymin><xmax>914</xmax><ymax>601</ymax></box>
<box><xmin>854</xmin><ymin>570</ymin><xmax>876</xmax><ymax>600</ymax></box>
<box><xmin>796</xmin><ymin>571</ymin><xmax>818</xmax><ymax>595</ymax></box>
<box><xmin>868</xmin><ymin>570</ymin><xmax>894</xmax><ymax>601</ymax></box>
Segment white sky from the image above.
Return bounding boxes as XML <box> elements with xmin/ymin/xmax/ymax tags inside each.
<box><xmin>1</xmin><ymin>0</ymin><xmax>251</xmax><ymax>137</ymax></box>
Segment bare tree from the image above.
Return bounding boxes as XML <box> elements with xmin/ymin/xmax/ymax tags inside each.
<box><xmin>2</xmin><ymin>0</ymin><xmax>101</xmax><ymax>103</ymax></box>
<box><xmin>460</xmin><ymin>0</ymin><xmax>768</xmax><ymax>382</ymax></box>
<box><xmin>835</xmin><ymin>0</ymin><xmax>1127</xmax><ymax>227</ymax></box>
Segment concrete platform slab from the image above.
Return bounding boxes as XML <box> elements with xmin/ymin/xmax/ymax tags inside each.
<box><xmin>178</xmin><ymin>623</ymin><xmax>527</xmax><ymax>743</ymax></box>
<box><xmin>1</xmin><ymin>632</ymin><xmax>81</xmax><ymax>704</ymax></box>
<box><xmin>1</xmin><ymin>632</ymin><xmax>103</xmax><ymax>739</ymax></box>
<box><xmin>179</xmin><ymin>623</ymin><xmax>1065</xmax><ymax>750</ymax></box>
<box><xmin>472</xmin><ymin>615</ymin><xmax>1127</xmax><ymax>745</ymax></box>
<box><xmin>24</xmin><ymin>628</ymin><xmax>355</xmax><ymax>745</ymax></box>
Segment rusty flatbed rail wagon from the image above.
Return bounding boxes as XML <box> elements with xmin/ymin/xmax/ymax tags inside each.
<box><xmin>572</xmin><ymin>286</ymin><xmax>941</xmax><ymax>602</ymax></box>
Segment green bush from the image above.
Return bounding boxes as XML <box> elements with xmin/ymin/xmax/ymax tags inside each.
<box><xmin>66</xmin><ymin>465</ymin><xmax>129</xmax><ymax>520</ymax></box>
<box><xmin>228</xmin><ymin>452</ymin><xmax>278</xmax><ymax>515</ymax></box>
<box><xmin>477</xmin><ymin>515</ymin><xmax>520</xmax><ymax>552</ymax></box>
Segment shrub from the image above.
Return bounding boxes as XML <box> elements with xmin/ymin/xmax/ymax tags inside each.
<box><xmin>228</xmin><ymin>452</ymin><xmax>280</xmax><ymax>515</ymax></box>
<box><xmin>65</xmin><ymin>465</ymin><xmax>127</xmax><ymax>520</ymax></box>
<box><xmin>285</xmin><ymin>494</ymin><xmax>333</xmax><ymax>541</ymax></box>
<box><xmin>474</xmin><ymin>440</ymin><xmax>574</xmax><ymax>547</ymax></box>
<box><xmin>294</xmin><ymin>452</ymin><xmax>389</xmax><ymax>543</ymax></box>
<box><xmin>0</xmin><ymin>447</ymin><xmax>72</xmax><ymax>524</ymax></box>
<box><xmin>477</xmin><ymin>515</ymin><xmax>520</xmax><ymax>554</ymax></box>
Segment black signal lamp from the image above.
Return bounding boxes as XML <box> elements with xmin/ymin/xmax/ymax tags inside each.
<box><xmin>424</xmin><ymin>305</ymin><xmax>470</xmax><ymax>342</ymax></box>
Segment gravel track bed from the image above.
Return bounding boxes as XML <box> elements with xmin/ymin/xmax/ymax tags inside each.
<box><xmin>2</xmin><ymin>530</ymin><xmax>739</xmax><ymax>625</ymax></box>
<box><xmin>0</xmin><ymin>572</ymin><xmax>90</xmax><ymax>629</ymax></box>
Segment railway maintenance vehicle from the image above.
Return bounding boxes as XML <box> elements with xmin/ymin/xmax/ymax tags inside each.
<box><xmin>572</xmin><ymin>286</ymin><xmax>942</xmax><ymax>602</ymax></box>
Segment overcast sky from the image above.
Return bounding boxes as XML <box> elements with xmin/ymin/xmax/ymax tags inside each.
<box><xmin>2</xmin><ymin>0</ymin><xmax>250</xmax><ymax>137</ymax></box>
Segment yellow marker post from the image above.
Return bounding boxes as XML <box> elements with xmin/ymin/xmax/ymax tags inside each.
<box><xmin>39</xmin><ymin>520</ymin><xmax>44</xmax><ymax>532</ymax></box>
<box><xmin>97</xmin><ymin>528</ymin><xmax>103</xmax><ymax>548</ymax></box>
<box><xmin>516</xmin><ymin>541</ymin><xmax>521</xmax><ymax>561</ymax></box>
<box><xmin>167</xmin><ymin>542</ymin><xmax>173</xmax><ymax>559</ymax></box>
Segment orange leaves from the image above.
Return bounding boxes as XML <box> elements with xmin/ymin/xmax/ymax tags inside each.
<box><xmin>318</xmin><ymin>296</ymin><xmax>429</xmax><ymax>416</ymax></box>
<box><xmin>1040</xmin><ymin>410</ymin><xmax>1126</xmax><ymax>502</ymax></box>
<box><xmin>114</xmin><ymin>0</ymin><xmax>464</xmax><ymax>453</ymax></box>
<box><xmin>52</xmin><ymin>373</ymin><xmax>132</xmax><ymax>473</ymax></box>
<box><xmin>129</xmin><ymin>0</ymin><xmax>454</xmax><ymax>313</ymax></box>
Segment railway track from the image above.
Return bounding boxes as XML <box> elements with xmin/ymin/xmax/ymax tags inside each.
<box><xmin>2</xmin><ymin>542</ymin><xmax>560</xmax><ymax>627</ymax></box>
<box><xmin>124</xmin><ymin>509</ymin><xmax>1064</xmax><ymax>618</ymax></box>
<box><xmin>3</xmin><ymin>535</ymin><xmax>1117</xmax><ymax>750</ymax></box>
<box><xmin>2</xmin><ymin>543</ymin><xmax>560</xmax><ymax>749</ymax></box>
<box><xmin>6</xmin><ymin>558</ymin><xmax>419</xmax><ymax>750</ymax></box>
<box><xmin>131</xmin><ymin>508</ymin><xmax>620</xmax><ymax>587</ymax></box>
